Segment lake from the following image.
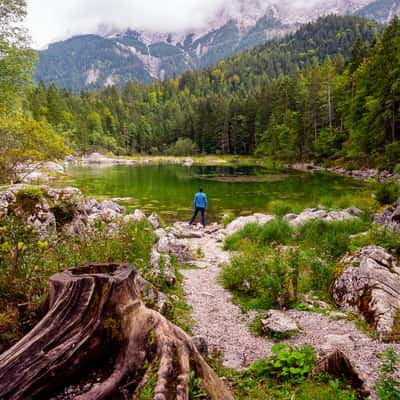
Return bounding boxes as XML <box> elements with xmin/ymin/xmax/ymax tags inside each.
<box><xmin>64</xmin><ymin>164</ymin><xmax>373</xmax><ymax>223</ymax></box>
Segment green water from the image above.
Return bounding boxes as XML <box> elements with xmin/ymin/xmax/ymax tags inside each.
<box><xmin>64</xmin><ymin>164</ymin><xmax>373</xmax><ymax>223</ymax></box>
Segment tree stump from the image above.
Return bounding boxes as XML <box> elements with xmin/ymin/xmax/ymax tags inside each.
<box><xmin>0</xmin><ymin>263</ymin><xmax>233</xmax><ymax>400</ymax></box>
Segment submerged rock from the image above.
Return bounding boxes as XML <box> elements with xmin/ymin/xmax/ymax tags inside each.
<box><xmin>333</xmin><ymin>246</ymin><xmax>400</xmax><ymax>341</ymax></box>
<box><xmin>225</xmin><ymin>213</ymin><xmax>275</xmax><ymax>235</ymax></box>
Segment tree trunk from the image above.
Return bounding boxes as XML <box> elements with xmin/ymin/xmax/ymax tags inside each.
<box><xmin>0</xmin><ymin>263</ymin><xmax>233</xmax><ymax>400</ymax></box>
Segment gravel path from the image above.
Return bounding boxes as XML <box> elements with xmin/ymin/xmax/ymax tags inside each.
<box><xmin>181</xmin><ymin>230</ymin><xmax>271</xmax><ymax>368</ymax></box>
<box><xmin>179</xmin><ymin>224</ymin><xmax>400</xmax><ymax>397</ymax></box>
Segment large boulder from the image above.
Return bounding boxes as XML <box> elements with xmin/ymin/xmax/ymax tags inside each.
<box><xmin>284</xmin><ymin>207</ymin><xmax>360</xmax><ymax>227</ymax></box>
<box><xmin>332</xmin><ymin>246</ymin><xmax>400</xmax><ymax>341</ymax></box>
<box><xmin>225</xmin><ymin>213</ymin><xmax>275</xmax><ymax>236</ymax></box>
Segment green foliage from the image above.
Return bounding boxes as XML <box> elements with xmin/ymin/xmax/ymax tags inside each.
<box><xmin>375</xmin><ymin>183</ymin><xmax>400</xmax><ymax>206</ymax></box>
<box><xmin>350</xmin><ymin>226</ymin><xmax>400</xmax><ymax>257</ymax></box>
<box><xmin>25</xmin><ymin>15</ymin><xmax>392</xmax><ymax>165</ymax></box>
<box><xmin>224</xmin><ymin>219</ymin><xmax>292</xmax><ymax>251</ymax></box>
<box><xmin>0</xmin><ymin>216</ymin><xmax>155</xmax><ymax>347</ymax></box>
<box><xmin>375</xmin><ymin>347</ymin><xmax>400</xmax><ymax>400</ymax></box>
<box><xmin>188</xmin><ymin>370</ymin><xmax>208</xmax><ymax>400</ymax></box>
<box><xmin>248</xmin><ymin>344</ymin><xmax>316</xmax><ymax>383</ymax></box>
<box><xmin>15</xmin><ymin>186</ymin><xmax>44</xmax><ymax>212</ymax></box>
<box><xmin>268</xmin><ymin>200</ymin><xmax>294</xmax><ymax>217</ymax></box>
<box><xmin>164</xmin><ymin>138</ymin><xmax>198</xmax><ymax>156</ymax></box>
<box><xmin>222</xmin><ymin>217</ymin><xmax>370</xmax><ymax>309</ymax></box>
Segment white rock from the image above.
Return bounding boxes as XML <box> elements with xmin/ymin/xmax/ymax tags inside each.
<box><xmin>225</xmin><ymin>213</ymin><xmax>275</xmax><ymax>235</ymax></box>
<box><xmin>148</xmin><ymin>212</ymin><xmax>161</xmax><ymax>229</ymax></box>
<box><xmin>261</xmin><ymin>310</ymin><xmax>299</xmax><ymax>336</ymax></box>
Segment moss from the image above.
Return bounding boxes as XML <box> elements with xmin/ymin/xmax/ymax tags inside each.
<box><xmin>15</xmin><ymin>186</ymin><xmax>44</xmax><ymax>213</ymax></box>
<box><xmin>103</xmin><ymin>317</ymin><xmax>123</xmax><ymax>342</ymax></box>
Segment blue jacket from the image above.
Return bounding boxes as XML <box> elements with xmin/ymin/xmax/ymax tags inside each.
<box><xmin>194</xmin><ymin>192</ymin><xmax>208</xmax><ymax>208</ymax></box>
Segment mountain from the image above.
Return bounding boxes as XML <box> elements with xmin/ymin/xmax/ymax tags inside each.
<box><xmin>35</xmin><ymin>0</ymin><xmax>383</xmax><ymax>90</ymax></box>
<box><xmin>356</xmin><ymin>0</ymin><xmax>400</xmax><ymax>23</ymax></box>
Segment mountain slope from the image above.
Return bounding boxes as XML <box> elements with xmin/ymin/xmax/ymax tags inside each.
<box><xmin>356</xmin><ymin>0</ymin><xmax>400</xmax><ymax>23</ymax></box>
<box><xmin>35</xmin><ymin>0</ymin><xmax>378</xmax><ymax>90</ymax></box>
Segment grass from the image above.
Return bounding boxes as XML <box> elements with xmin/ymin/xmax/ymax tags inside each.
<box><xmin>0</xmin><ymin>216</ymin><xmax>155</xmax><ymax>351</ymax></box>
<box><xmin>221</xmin><ymin>217</ymin><xmax>371</xmax><ymax>311</ymax></box>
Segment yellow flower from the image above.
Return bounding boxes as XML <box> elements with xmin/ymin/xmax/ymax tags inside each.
<box><xmin>37</xmin><ymin>240</ymin><xmax>48</xmax><ymax>249</ymax></box>
<box><xmin>17</xmin><ymin>242</ymin><xmax>24</xmax><ymax>250</ymax></box>
<box><xmin>33</xmin><ymin>265</ymin><xmax>40</xmax><ymax>271</ymax></box>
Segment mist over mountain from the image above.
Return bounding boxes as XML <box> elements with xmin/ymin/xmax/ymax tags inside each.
<box><xmin>34</xmin><ymin>0</ymin><xmax>397</xmax><ymax>90</ymax></box>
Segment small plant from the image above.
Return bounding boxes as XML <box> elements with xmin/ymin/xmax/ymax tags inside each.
<box><xmin>189</xmin><ymin>370</ymin><xmax>208</xmax><ymax>399</ymax></box>
<box><xmin>268</xmin><ymin>200</ymin><xmax>293</xmax><ymax>217</ymax></box>
<box><xmin>249</xmin><ymin>344</ymin><xmax>316</xmax><ymax>383</ymax></box>
<box><xmin>222</xmin><ymin>211</ymin><xmax>235</xmax><ymax>227</ymax></box>
<box><xmin>375</xmin><ymin>347</ymin><xmax>400</xmax><ymax>400</ymax></box>
<box><xmin>196</xmin><ymin>246</ymin><xmax>204</xmax><ymax>259</ymax></box>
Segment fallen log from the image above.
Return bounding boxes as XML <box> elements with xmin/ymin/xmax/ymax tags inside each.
<box><xmin>0</xmin><ymin>263</ymin><xmax>233</xmax><ymax>400</ymax></box>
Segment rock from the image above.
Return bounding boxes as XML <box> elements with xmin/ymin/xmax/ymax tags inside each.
<box><xmin>192</xmin><ymin>336</ymin><xmax>208</xmax><ymax>356</ymax></box>
<box><xmin>320</xmin><ymin>334</ymin><xmax>354</xmax><ymax>353</ymax></box>
<box><xmin>123</xmin><ymin>209</ymin><xmax>146</xmax><ymax>224</ymax></box>
<box><xmin>148</xmin><ymin>212</ymin><xmax>161</xmax><ymax>229</ymax></box>
<box><xmin>42</xmin><ymin>162</ymin><xmax>65</xmax><ymax>175</ymax></box>
<box><xmin>154</xmin><ymin>228</ymin><xmax>167</xmax><ymax>240</ymax></box>
<box><xmin>333</xmin><ymin>246</ymin><xmax>400</xmax><ymax>341</ymax></box>
<box><xmin>150</xmin><ymin>249</ymin><xmax>176</xmax><ymax>286</ymax></box>
<box><xmin>225</xmin><ymin>213</ymin><xmax>275</xmax><ymax>236</ymax></box>
<box><xmin>312</xmin><ymin>350</ymin><xmax>369</xmax><ymax>397</ymax></box>
<box><xmin>260</xmin><ymin>310</ymin><xmax>299</xmax><ymax>338</ymax></box>
<box><xmin>170</xmin><ymin>222</ymin><xmax>204</xmax><ymax>239</ymax></box>
<box><xmin>223</xmin><ymin>352</ymin><xmax>244</xmax><ymax>370</ymax></box>
<box><xmin>135</xmin><ymin>275</ymin><xmax>170</xmax><ymax>315</ymax></box>
<box><xmin>285</xmin><ymin>208</ymin><xmax>357</xmax><ymax>226</ymax></box>
<box><xmin>157</xmin><ymin>233</ymin><xmax>189</xmax><ymax>262</ymax></box>
<box><xmin>88</xmin><ymin>200</ymin><xmax>124</xmax><ymax>223</ymax></box>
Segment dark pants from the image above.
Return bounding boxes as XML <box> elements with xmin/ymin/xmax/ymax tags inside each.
<box><xmin>189</xmin><ymin>207</ymin><xmax>206</xmax><ymax>226</ymax></box>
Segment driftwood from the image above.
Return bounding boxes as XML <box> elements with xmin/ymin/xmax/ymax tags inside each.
<box><xmin>0</xmin><ymin>263</ymin><xmax>233</xmax><ymax>400</ymax></box>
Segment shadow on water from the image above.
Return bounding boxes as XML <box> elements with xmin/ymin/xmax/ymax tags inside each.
<box><xmin>63</xmin><ymin>164</ymin><xmax>373</xmax><ymax>223</ymax></box>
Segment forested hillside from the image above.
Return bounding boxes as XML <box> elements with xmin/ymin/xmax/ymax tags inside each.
<box><xmin>28</xmin><ymin>15</ymin><xmax>400</xmax><ymax>169</ymax></box>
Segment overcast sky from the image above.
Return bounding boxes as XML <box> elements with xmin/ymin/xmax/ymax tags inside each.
<box><xmin>25</xmin><ymin>0</ymin><xmax>231</xmax><ymax>49</ymax></box>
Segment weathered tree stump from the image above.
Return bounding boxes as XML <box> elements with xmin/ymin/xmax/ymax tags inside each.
<box><xmin>0</xmin><ymin>263</ymin><xmax>233</xmax><ymax>400</ymax></box>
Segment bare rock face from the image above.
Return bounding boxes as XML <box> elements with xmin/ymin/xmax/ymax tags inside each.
<box><xmin>225</xmin><ymin>213</ymin><xmax>275</xmax><ymax>235</ymax></box>
<box><xmin>333</xmin><ymin>246</ymin><xmax>400</xmax><ymax>341</ymax></box>
<box><xmin>260</xmin><ymin>310</ymin><xmax>299</xmax><ymax>338</ymax></box>
<box><xmin>284</xmin><ymin>207</ymin><xmax>360</xmax><ymax>227</ymax></box>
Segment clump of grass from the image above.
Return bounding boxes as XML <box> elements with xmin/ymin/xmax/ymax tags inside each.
<box><xmin>268</xmin><ymin>200</ymin><xmax>294</xmax><ymax>217</ymax></box>
<box><xmin>350</xmin><ymin>226</ymin><xmax>400</xmax><ymax>257</ymax></box>
<box><xmin>375</xmin><ymin>183</ymin><xmax>400</xmax><ymax>206</ymax></box>
<box><xmin>222</xmin><ymin>217</ymin><xmax>370</xmax><ymax>309</ymax></box>
<box><xmin>224</xmin><ymin>219</ymin><xmax>292</xmax><ymax>251</ymax></box>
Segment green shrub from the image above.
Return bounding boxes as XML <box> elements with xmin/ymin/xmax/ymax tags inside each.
<box><xmin>375</xmin><ymin>183</ymin><xmax>399</xmax><ymax>206</ymax></box>
<box><xmin>268</xmin><ymin>200</ymin><xmax>294</xmax><ymax>217</ymax></box>
<box><xmin>220</xmin><ymin>249</ymin><xmax>295</xmax><ymax>310</ymax></box>
<box><xmin>350</xmin><ymin>226</ymin><xmax>400</xmax><ymax>257</ymax></box>
<box><xmin>298</xmin><ymin>219</ymin><xmax>369</xmax><ymax>259</ymax></box>
<box><xmin>224</xmin><ymin>219</ymin><xmax>293</xmax><ymax>251</ymax></box>
<box><xmin>375</xmin><ymin>347</ymin><xmax>400</xmax><ymax>400</ymax></box>
<box><xmin>248</xmin><ymin>344</ymin><xmax>316</xmax><ymax>383</ymax></box>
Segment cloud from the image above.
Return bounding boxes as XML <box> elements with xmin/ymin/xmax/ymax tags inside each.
<box><xmin>25</xmin><ymin>0</ymin><xmax>229</xmax><ymax>49</ymax></box>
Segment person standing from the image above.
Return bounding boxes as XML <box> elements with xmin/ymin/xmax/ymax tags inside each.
<box><xmin>189</xmin><ymin>188</ymin><xmax>208</xmax><ymax>227</ymax></box>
